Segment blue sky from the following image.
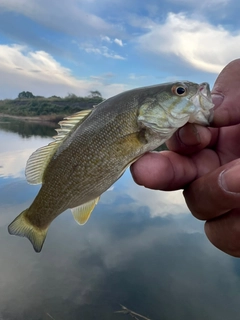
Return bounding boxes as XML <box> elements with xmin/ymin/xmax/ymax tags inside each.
<box><xmin>0</xmin><ymin>0</ymin><xmax>239</xmax><ymax>99</ymax></box>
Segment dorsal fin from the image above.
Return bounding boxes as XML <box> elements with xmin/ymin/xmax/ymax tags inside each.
<box><xmin>54</xmin><ymin>109</ymin><xmax>93</xmax><ymax>140</ymax></box>
<box><xmin>25</xmin><ymin>109</ymin><xmax>93</xmax><ymax>185</ymax></box>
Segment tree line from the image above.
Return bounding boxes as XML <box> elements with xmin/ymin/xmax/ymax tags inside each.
<box><xmin>0</xmin><ymin>90</ymin><xmax>104</xmax><ymax>118</ymax></box>
<box><xmin>17</xmin><ymin>90</ymin><xmax>102</xmax><ymax>100</ymax></box>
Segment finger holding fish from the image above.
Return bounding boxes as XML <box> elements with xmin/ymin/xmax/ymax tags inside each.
<box><xmin>131</xmin><ymin>146</ymin><xmax>220</xmax><ymax>191</ymax></box>
<box><xmin>166</xmin><ymin>123</ymin><xmax>218</xmax><ymax>154</ymax></box>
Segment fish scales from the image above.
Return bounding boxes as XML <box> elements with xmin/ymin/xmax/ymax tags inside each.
<box><xmin>42</xmin><ymin>104</ymin><xmax>141</xmax><ymax>206</ymax></box>
<box><xmin>8</xmin><ymin>81</ymin><xmax>214</xmax><ymax>252</ymax></box>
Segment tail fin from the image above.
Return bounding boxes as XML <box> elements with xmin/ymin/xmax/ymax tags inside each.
<box><xmin>8</xmin><ymin>209</ymin><xmax>48</xmax><ymax>253</ymax></box>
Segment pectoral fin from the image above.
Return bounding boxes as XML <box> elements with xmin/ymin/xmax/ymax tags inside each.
<box><xmin>26</xmin><ymin>109</ymin><xmax>93</xmax><ymax>185</ymax></box>
<box><xmin>26</xmin><ymin>142</ymin><xmax>60</xmax><ymax>184</ymax></box>
<box><xmin>71</xmin><ymin>197</ymin><xmax>100</xmax><ymax>225</ymax></box>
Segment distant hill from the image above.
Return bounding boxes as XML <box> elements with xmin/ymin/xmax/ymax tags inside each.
<box><xmin>0</xmin><ymin>91</ymin><xmax>104</xmax><ymax>121</ymax></box>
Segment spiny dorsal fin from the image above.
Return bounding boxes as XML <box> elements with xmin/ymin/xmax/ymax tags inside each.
<box><xmin>55</xmin><ymin>109</ymin><xmax>93</xmax><ymax>140</ymax></box>
<box><xmin>71</xmin><ymin>197</ymin><xmax>100</xmax><ymax>225</ymax></box>
<box><xmin>26</xmin><ymin>109</ymin><xmax>93</xmax><ymax>185</ymax></box>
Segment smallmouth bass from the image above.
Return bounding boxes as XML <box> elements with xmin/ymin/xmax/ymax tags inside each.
<box><xmin>8</xmin><ymin>81</ymin><xmax>214</xmax><ymax>252</ymax></box>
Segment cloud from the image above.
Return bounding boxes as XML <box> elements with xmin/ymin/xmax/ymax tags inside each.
<box><xmin>122</xmin><ymin>173</ymin><xmax>188</xmax><ymax>218</ymax></box>
<box><xmin>79</xmin><ymin>35</ymin><xmax>125</xmax><ymax>59</ymax></box>
<box><xmin>137</xmin><ymin>12</ymin><xmax>240</xmax><ymax>73</ymax></box>
<box><xmin>0</xmin><ymin>133</ymin><xmax>51</xmax><ymax>179</ymax></box>
<box><xmin>114</xmin><ymin>38</ymin><xmax>123</xmax><ymax>46</ymax></box>
<box><xmin>80</xmin><ymin>43</ymin><xmax>126</xmax><ymax>60</ymax></box>
<box><xmin>0</xmin><ymin>149</ymin><xmax>33</xmax><ymax>179</ymax></box>
<box><xmin>0</xmin><ymin>44</ymin><xmax>129</xmax><ymax>99</ymax></box>
<box><xmin>101</xmin><ymin>36</ymin><xmax>112</xmax><ymax>43</ymax></box>
<box><xmin>128</xmin><ymin>73</ymin><xmax>146</xmax><ymax>80</ymax></box>
<box><xmin>103</xmin><ymin>170</ymin><xmax>188</xmax><ymax>218</ymax></box>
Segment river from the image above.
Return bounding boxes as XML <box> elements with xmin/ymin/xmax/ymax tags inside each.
<box><xmin>0</xmin><ymin>118</ymin><xmax>239</xmax><ymax>320</ymax></box>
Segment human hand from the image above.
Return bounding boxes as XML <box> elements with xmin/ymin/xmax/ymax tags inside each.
<box><xmin>131</xmin><ymin>59</ymin><xmax>240</xmax><ymax>257</ymax></box>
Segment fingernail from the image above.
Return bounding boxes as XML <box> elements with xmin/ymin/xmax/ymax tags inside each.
<box><xmin>220</xmin><ymin>165</ymin><xmax>240</xmax><ymax>193</ymax></box>
<box><xmin>178</xmin><ymin>124</ymin><xmax>201</xmax><ymax>145</ymax></box>
<box><xmin>211</xmin><ymin>93</ymin><xmax>224</xmax><ymax>109</ymax></box>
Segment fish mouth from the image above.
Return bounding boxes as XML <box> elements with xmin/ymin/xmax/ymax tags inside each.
<box><xmin>198</xmin><ymin>82</ymin><xmax>212</xmax><ymax>103</ymax></box>
<box><xmin>188</xmin><ymin>82</ymin><xmax>214</xmax><ymax>125</ymax></box>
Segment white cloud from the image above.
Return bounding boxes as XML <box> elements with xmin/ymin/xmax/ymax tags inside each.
<box><xmin>128</xmin><ymin>73</ymin><xmax>146</xmax><ymax>80</ymax></box>
<box><xmin>0</xmin><ymin>134</ymin><xmax>51</xmax><ymax>179</ymax></box>
<box><xmin>80</xmin><ymin>36</ymin><xmax>125</xmax><ymax>59</ymax></box>
<box><xmin>0</xmin><ymin>44</ymin><xmax>129</xmax><ymax>99</ymax></box>
<box><xmin>109</xmin><ymin>170</ymin><xmax>188</xmax><ymax>218</ymax></box>
<box><xmin>101</xmin><ymin>36</ymin><xmax>112</xmax><ymax>43</ymax></box>
<box><xmin>81</xmin><ymin>43</ymin><xmax>126</xmax><ymax>60</ymax></box>
<box><xmin>1</xmin><ymin>149</ymin><xmax>36</xmax><ymax>179</ymax></box>
<box><xmin>114</xmin><ymin>38</ymin><xmax>123</xmax><ymax>46</ymax></box>
<box><xmin>137</xmin><ymin>13</ymin><xmax>240</xmax><ymax>73</ymax></box>
<box><xmin>127</xmin><ymin>184</ymin><xmax>188</xmax><ymax>218</ymax></box>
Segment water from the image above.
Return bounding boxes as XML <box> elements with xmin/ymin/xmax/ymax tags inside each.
<box><xmin>0</xmin><ymin>118</ymin><xmax>240</xmax><ymax>320</ymax></box>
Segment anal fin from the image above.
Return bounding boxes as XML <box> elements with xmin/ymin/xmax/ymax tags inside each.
<box><xmin>71</xmin><ymin>197</ymin><xmax>100</xmax><ymax>225</ymax></box>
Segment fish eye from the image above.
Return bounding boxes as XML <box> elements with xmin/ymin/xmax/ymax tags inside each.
<box><xmin>172</xmin><ymin>85</ymin><xmax>187</xmax><ymax>96</ymax></box>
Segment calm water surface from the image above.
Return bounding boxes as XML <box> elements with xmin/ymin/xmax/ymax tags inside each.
<box><xmin>0</xmin><ymin>118</ymin><xmax>240</xmax><ymax>320</ymax></box>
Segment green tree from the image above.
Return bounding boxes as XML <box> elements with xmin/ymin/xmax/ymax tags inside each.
<box><xmin>66</xmin><ymin>93</ymin><xmax>78</xmax><ymax>99</ymax></box>
<box><xmin>18</xmin><ymin>91</ymin><xmax>35</xmax><ymax>99</ymax></box>
<box><xmin>89</xmin><ymin>90</ymin><xmax>102</xmax><ymax>98</ymax></box>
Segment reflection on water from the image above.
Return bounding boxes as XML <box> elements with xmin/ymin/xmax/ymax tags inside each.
<box><xmin>0</xmin><ymin>119</ymin><xmax>240</xmax><ymax>320</ymax></box>
<box><xmin>0</xmin><ymin>117</ymin><xmax>56</xmax><ymax>138</ymax></box>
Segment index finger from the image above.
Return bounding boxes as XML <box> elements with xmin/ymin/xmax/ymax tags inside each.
<box><xmin>131</xmin><ymin>147</ymin><xmax>220</xmax><ymax>191</ymax></box>
<box><xmin>166</xmin><ymin>123</ymin><xmax>218</xmax><ymax>155</ymax></box>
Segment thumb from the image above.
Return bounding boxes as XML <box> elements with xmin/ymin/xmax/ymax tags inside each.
<box><xmin>211</xmin><ymin>59</ymin><xmax>240</xmax><ymax>127</ymax></box>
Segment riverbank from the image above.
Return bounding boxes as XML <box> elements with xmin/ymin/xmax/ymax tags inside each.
<box><xmin>0</xmin><ymin>113</ymin><xmax>65</xmax><ymax>123</ymax></box>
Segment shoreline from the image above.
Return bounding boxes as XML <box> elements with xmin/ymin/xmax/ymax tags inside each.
<box><xmin>0</xmin><ymin>113</ymin><xmax>64</xmax><ymax>123</ymax></box>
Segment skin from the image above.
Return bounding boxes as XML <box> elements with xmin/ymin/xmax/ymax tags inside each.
<box><xmin>131</xmin><ymin>59</ymin><xmax>240</xmax><ymax>257</ymax></box>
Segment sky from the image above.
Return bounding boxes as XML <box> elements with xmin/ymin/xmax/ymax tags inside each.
<box><xmin>0</xmin><ymin>0</ymin><xmax>240</xmax><ymax>99</ymax></box>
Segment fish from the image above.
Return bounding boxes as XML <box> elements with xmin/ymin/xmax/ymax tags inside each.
<box><xmin>8</xmin><ymin>81</ymin><xmax>214</xmax><ymax>252</ymax></box>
